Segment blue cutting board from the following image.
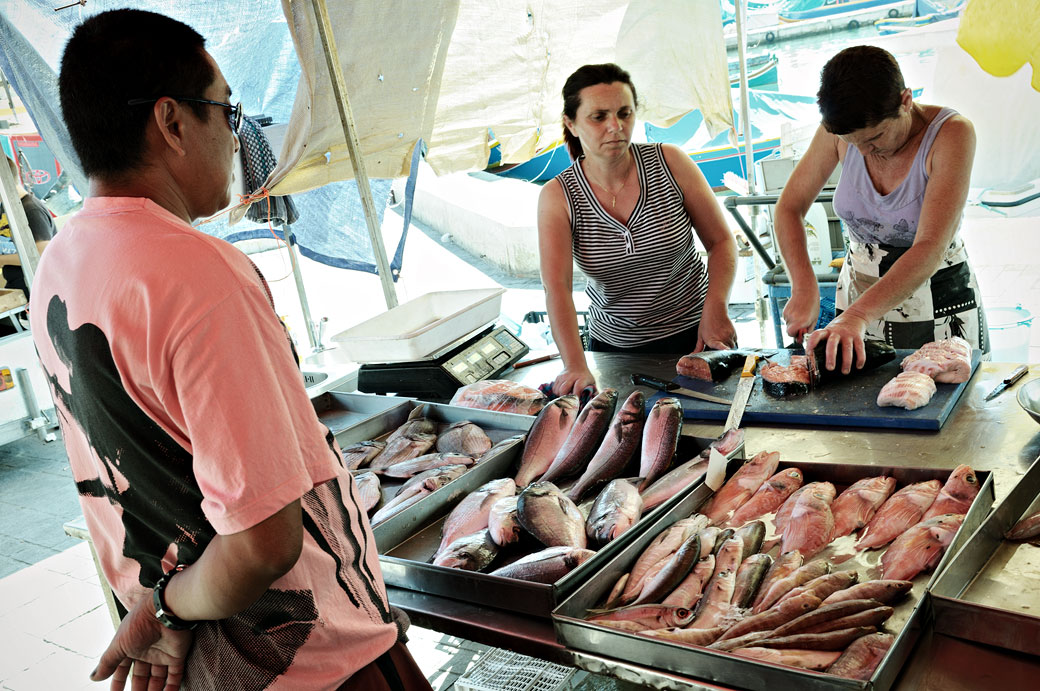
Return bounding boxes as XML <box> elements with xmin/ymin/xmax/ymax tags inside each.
<box><xmin>647</xmin><ymin>348</ymin><xmax>981</xmax><ymax>431</ymax></box>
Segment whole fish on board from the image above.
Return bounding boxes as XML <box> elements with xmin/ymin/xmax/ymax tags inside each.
<box><xmin>488</xmin><ymin>545</ymin><xmax>595</xmax><ymax>583</ymax></box>
<box><xmin>369</xmin><ymin>472</ymin><xmax>461</xmax><ymax>526</ymax></box>
<box><xmin>436</xmin><ymin>420</ymin><xmax>492</xmax><ymax>457</ymax></box>
<box><xmin>922</xmin><ymin>464</ymin><xmax>980</xmax><ymax>520</ymax></box>
<box><xmin>732</xmin><ymin>647</ymin><xmax>842</xmax><ymax>671</ymax></box>
<box><xmin>353</xmin><ymin>471</ymin><xmax>381</xmax><ymax>514</ymax></box>
<box><xmin>826</xmin><ymin>632</ymin><xmax>895</xmax><ymax>680</ymax></box>
<box><xmin>435</xmin><ymin>478</ymin><xmax>516</xmax><ymax>556</ymax></box>
<box><xmin>639</xmin><ymin>457</ymin><xmax>708</xmax><ymax>512</ymax></box>
<box><xmin>856</xmin><ymin>480</ymin><xmax>941</xmax><ymax>551</ymax></box>
<box><xmin>487</xmin><ymin>496</ymin><xmax>522</xmax><ymax>547</ymax></box>
<box><xmin>755</xmin><ymin>626</ymin><xmax>878</xmax><ymax>651</ymax></box>
<box><xmin>753</xmin><ymin>559</ymin><xmax>830</xmax><ymax>614</ymax></box>
<box><xmin>780</xmin><ymin>483</ymin><xmax>836</xmax><ymax>559</ymax></box>
<box><xmin>638</xmin><ymin>626</ymin><xmax>726</xmax><ymax>647</ymax></box>
<box><xmin>676</xmin><ymin>349</ymin><xmax>755</xmax><ymax>382</ymax></box>
<box><xmin>513</xmin><ymin>395</ymin><xmax>579</xmax><ymax>487</ymax></box>
<box><xmin>727</xmin><ymin>469</ymin><xmax>804</xmax><ymax>528</ymax></box>
<box><xmin>517</xmin><ymin>482</ymin><xmax>587</xmax><ymax>548</ymax></box>
<box><xmin>586</xmin><ymin>479</ymin><xmax>644</xmax><ymax>546</ymax></box>
<box><xmin>700</xmin><ymin>450</ymin><xmax>781</xmax><ymax>525</ymax></box>
<box><xmin>880</xmin><ymin>512</ymin><xmax>964</xmax><ymax>581</ymax></box>
<box><xmin>661</xmin><ymin>554</ymin><xmax>716</xmax><ymax>608</ymax></box>
<box><xmin>750</xmin><ymin>550</ymin><xmax>804</xmax><ymax>611</ymax></box>
<box><xmin>821</xmin><ymin>579</ymin><xmax>913</xmax><ymax>606</ymax></box>
<box><xmin>539</xmin><ymin>389</ymin><xmax>618</xmax><ymax>485</ymax></box>
<box><xmin>715</xmin><ymin>592</ymin><xmax>822</xmax><ymax>643</ymax></box>
<box><xmin>731</xmin><ymin>553</ymin><xmax>772</xmax><ymax>609</ymax></box>
<box><xmin>1006</xmin><ymin>510</ymin><xmax>1040</xmax><ymax>541</ymax></box>
<box><xmin>586</xmin><ymin>604</ymin><xmax>696</xmax><ymax>631</ymax></box>
<box><xmin>774</xmin><ymin>482</ymin><xmax>835</xmax><ymax>536</ymax></box>
<box><xmin>831</xmin><ymin>476</ymin><xmax>897</xmax><ymax>538</ymax></box>
<box><xmin>566</xmin><ymin>391</ymin><xmax>646</xmax><ymax>503</ymax></box>
<box><xmin>619</xmin><ymin>515</ymin><xmax>711</xmax><ymax>605</ymax></box>
<box><xmin>368</xmin><ymin>431</ymin><xmax>438</xmax><ymax>470</ymax></box>
<box><xmin>342</xmin><ymin>441</ymin><xmax>386</xmax><ymax>470</ymax></box>
<box><xmin>379</xmin><ymin>452</ymin><xmax>474</xmax><ymax>479</ymax></box>
<box><xmin>632</xmin><ymin>534</ymin><xmax>702</xmax><ymax>606</ymax></box>
<box><xmin>637</xmin><ymin>398</ymin><xmax>683</xmax><ymax>490</ymax></box>
<box><xmin>431</xmin><ymin>530</ymin><xmax>499</xmax><ymax>571</ymax></box>
<box><xmin>386</xmin><ymin>405</ymin><xmax>436</xmax><ymax>443</ymax></box>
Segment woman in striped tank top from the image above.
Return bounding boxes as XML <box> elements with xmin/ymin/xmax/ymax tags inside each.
<box><xmin>538</xmin><ymin>64</ymin><xmax>738</xmax><ymax>396</ymax></box>
<box><xmin>775</xmin><ymin>46</ymin><xmax>986</xmax><ymax>375</ymax></box>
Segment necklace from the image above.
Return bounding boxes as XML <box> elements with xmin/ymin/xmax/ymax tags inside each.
<box><xmin>585</xmin><ymin>159</ymin><xmax>634</xmax><ymax>210</ymax></box>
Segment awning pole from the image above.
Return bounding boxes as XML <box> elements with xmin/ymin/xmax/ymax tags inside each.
<box><xmin>282</xmin><ymin>222</ymin><xmax>318</xmax><ymax>350</ymax></box>
<box><xmin>310</xmin><ymin>0</ymin><xmax>398</xmax><ymax>309</ymax></box>
<box><xmin>0</xmin><ymin>149</ymin><xmax>39</xmax><ymax>289</ymax></box>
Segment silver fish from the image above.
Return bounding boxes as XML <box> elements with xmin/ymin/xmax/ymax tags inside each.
<box><xmin>436</xmin><ymin>421</ymin><xmax>492</xmax><ymax>457</ymax></box>
<box><xmin>586</xmin><ymin>479</ymin><xmax>644</xmax><ymax>546</ymax></box>
<box><xmin>380</xmin><ymin>452</ymin><xmax>474</xmax><ymax>479</ymax></box>
<box><xmin>638</xmin><ymin>398</ymin><xmax>683</xmax><ymax>490</ymax></box>
<box><xmin>436</xmin><ymin>478</ymin><xmax>516</xmax><ymax>555</ymax></box>
<box><xmin>341</xmin><ymin>441</ymin><xmax>386</xmax><ymax>471</ymax></box>
<box><xmin>489</xmin><ymin>546</ymin><xmax>595</xmax><ymax>583</ymax></box>
<box><xmin>632</xmin><ymin>533</ymin><xmax>702</xmax><ymax>606</ymax></box>
<box><xmin>353</xmin><ymin>471</ymin><xmax>381</xmax><ymax>514</ymax></box>
<box><xmin>370</xmin><ymin>472</ymin><xmax>458</xmax><ymax>526</ymax></box>
<box><xmin>539</xmin><ymin>389</ymin><xmax>618</xmax><ymax>485</ymax></box>
<box><xmin>517</xmin><ymin>482</ymin><xmax>588</xmax><ymax>548</ymax></box>
<box><xmin>733</xmin><ymin>520</ymin><xmax>766</xmax><ymax>560</ymax></box>
<box><xmin>432</xmin><ymin>530</ymin><xmax>499</xmax><ymax>571</ymax></box>
<box><xmin>368</xmin><ymin>431</ymin><xmax>437</xmax><ymax>470</ymax></box>
<box><xmin>398</xmin><ymin>463</ymin><xmax>471</xmax><ymax>492</ymax></box>
<box><xmin>514</xmin><ymin>396</ymin><xmax>579</xmax><ymax>487</ymax></box>
<box><xmin>386</xmin><ymin>405</ymin><xmax>436</xmax><ymax>443</ymax></box>
<box><xmin>640</xmin><ymin>457</ymin><xmax>709</xmax><ymax>512</ymax></box>
<box><xmin>567</xmin><ymin>391</ymin><xmax>646</xmax><ymax>503</ymax></box>
<box><xmin>487</xmin><ymin>496</ymin><xmax>522</xmax><ymax>547</ymax></box>
<box><xmin>731</xmin><ymin>552</ymin><xmax>772</xmax><ymax>609</ymax></box>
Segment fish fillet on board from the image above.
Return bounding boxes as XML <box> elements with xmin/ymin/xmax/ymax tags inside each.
<box><xmin>856</xmin><ymin>480</ymin><xmax>941</xmax><ymax>551</ymax></box>
<box><xmin>700</xmin><ymin>451</ymin><xmax>781</xmax><ymax>525</ymax></box>
<box><xmin>901</xmin><ymin>337</ymin><xmax>973</xmax><ymax>383</ymax></box>
<box><xmin>876</xmin><ymin>371</ymin><xmax>937</xmax><ymax>410</ymax></box>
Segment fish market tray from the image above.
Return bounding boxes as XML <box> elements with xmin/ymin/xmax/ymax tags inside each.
<box><xmin>311</xmin><ymin>390</ymin><xmax>413</xmax><ymax>442</ymax></box>
<box><xmin>375</xmin><ymin>434</ymin><xmax>745</xmax><ymax>618</ymax></box>
<box><xmin>930</xmin><ymin>453</ymin><xmax>1040</xmax><ymax>657</ymax></box>
<box><xmin>552</xmin><ymin>459</ymin><xmax>994</xmax><ymax>691</ymax></box>
<box><xmin>652</xmin><ymin>349</ymin><xmax>981</xmax><ymax>431</ymax></box>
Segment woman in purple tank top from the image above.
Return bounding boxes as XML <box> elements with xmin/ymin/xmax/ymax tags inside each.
<box><xmin>775</xmin><ymin>46</ymin><xmax>986</xmax><ymax>374</ymax></box>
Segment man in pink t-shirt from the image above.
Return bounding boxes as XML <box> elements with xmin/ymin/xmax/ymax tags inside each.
<box><xmin>31</xmin><ymin>9</ymin><xmax>431</xmax><ymax>690</ymax></box>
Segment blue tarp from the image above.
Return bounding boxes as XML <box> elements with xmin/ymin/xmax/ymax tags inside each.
<box><xmin>0</xmin><ymin>1</ymin><xmax>412</xmax><ymax>277</ymax></box>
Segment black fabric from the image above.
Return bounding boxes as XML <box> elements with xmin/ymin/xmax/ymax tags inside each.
<box><xmin>588</xmin><ymin>322</ymin><xmax>700</xmax><ymax>354</ymax></box>
<box><xmin>1</xmin><ymin>193</ymin><xmax>57</xmax><ymax>297</ymax></box>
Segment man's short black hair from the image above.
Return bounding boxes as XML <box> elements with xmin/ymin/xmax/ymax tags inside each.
<box><xmin>817</xmin><ymin>45</ymin><xmax>906</xmax><ymax>136</ymax></box>
<box><xmin>59</xmin><ymin>9</ymin><xmax>215</xmax><ymax>179</ymax></box>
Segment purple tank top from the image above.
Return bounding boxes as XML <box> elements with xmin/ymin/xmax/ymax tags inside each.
<box><xmin>833</xmin><ymin>107</ymin><xmax>958</xmax><ymax>248</ymax></box>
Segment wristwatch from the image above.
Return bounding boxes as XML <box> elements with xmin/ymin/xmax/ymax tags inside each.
<box><xmin>152</xmin><ymin>564</ymin><xmax>197</xmax><ymax>630</ymax></box>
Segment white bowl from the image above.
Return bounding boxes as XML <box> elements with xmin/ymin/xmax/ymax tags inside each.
<box><xmin>1016</xmin><ymin>378</ymin><xmax>1040</xmax><ymax>425</ymax></box>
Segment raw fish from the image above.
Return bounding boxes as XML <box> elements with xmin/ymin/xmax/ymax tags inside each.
<box><xmin>450</xmin><ymin>379</ymin><xmax>548</xmax><ymax>415</ymax></box>
<box><xmin>567</xmin><ymin>391</ymin><xmax>645</xmax><ymax>503</ymax></box>
<box><xmin>880</xmin><ymin>513</ymin><xmax>964</xmax><ymax>581</ymax></box>
<box><xmin>676</xmin><ymin>349</ymin><xmax>751</xmax><ymax>382</ymax></box>
<box><xmin>826</xmin><ymin>632</ymin><xmax>895</xmax><ymax>680</ymax></box>
<box><xmin>619</xmin><ymin>515</ymin><xmax>710</xmax><ymax>604</ymax></box>
<box><xmin>586</xmin><ymin>604</ymin><xmax>695</xmax><ymax>630</ymax></box>
<box><xmin>586</xmin><ymin>479</ymin><xmax>643</xmax><ymax>546</ymax></box>
<box><xmin>436</xmin><ymin>478</ymin><xmax>516</xmax><ymax>556</ymax></box>
<box><xmin>901</xmin><ymin>337</ymin><xmax>972</xmax><ymax>383</ymax></box>
<box><xmin>379</xmin><ymin>452</ymin><xmax>474</xmax><ymax>478</ymax></box>
<box><xmin>755</xmin><ymin>626</ymin><xmax>877</xmax><ymax>651</ymax></box>
<box><xmin>731</xmin><ymin>553</ymin><xmax>772</xmax><ymax>609</ymax></box>
<box><xmin>341</xmin><ymin>441</ymin><xmax>386</xmax><ymax>470</ymax></box>
<box><xmin>517</xmin><ymin>482</ymin><xmax>587</xmax><ymax>548</ymax></box>
<box><xmin>487</xmin><ymin>496</ymin><xmax>521</xmax><ymax>547</ymax></box>
<box><xmin>539</xmin><ymin>389</ymin><xmax>618</xmax><ymax>485</ymax></box>
<box><xmin>922</xmin><ymin>464</ymin><xmax>979</xmax><ymax>520</ymax></box>
<box><xmin>876</xmin><ymin>371</ymin><xmax>936</xmax><ymax>410</ymax></box>
<box><xmin>353</xmin><ymin>471</ymin><xmax>381</xmax><ymax>514</ymax></box>
<box><xmin>700</xmin><ymin>450</ymin><xmax>781</xmax><ymax>525</ymax></box>
<box><xmin>727</xmin><ymin>468</ymin><xmax>803</xmax><ymax>527</ymax></box>
<box><xmin>638</xmin><ymin>398</ymin><xmax>683</xmax><ymax>490</ymax></box>
<box><xmin>661</xmin><ymin>554</ymin><xmax>715</xmax><ymax>608</ymax></box>
<box><xmin>753</xmin><ymin>559</ymin><xmax>830</xmax><ymax>614</ymax></box>
<box><xmin>432</xmin><ymin>530</ymin><xmax>499</xmax><ymax>571</ymax></box>
<box><xmin>780</xmin><ymin>484</ymin><xmax>835</xmax><ymax>559</ymax></box>
<box><xmin>731</xmin><ymin>647</ymin><xmax>841</xmax><ymax>671</ymax></box>
<box><xmin>633</xmin><ymin>534</ymin><xmax>702</xmax><ymax>606</ymax></box>
<box><xmin>715</xmin><ymin>592</ymin><xmax>822</xmax><ymax>642</ymax></box>
<box><xmin>809</xmin><ymin>339</ymin><xmax>896</xmax><ymax>384</ymax></box>
<box><xmin>436</xmin><ymin>421</ymin><xmax>492</xmax><ymax>457</ymax></box>
<box><xmin>856</xmin><ymin>480</ymin><xmax>941</xmax><ymax>551</ymax></box>
<box><xmin>640</xmin><ymin>458</ymin><xmax>708</xmax><ymax>511</ymax></box>
<box><xmin>750</xmin><ymin>550</ymin><xmax>803</xmax><ymax>611</ymax></box>
<box><xmin>831</xmin><ymin>476</ymin><xmax>897</xmax><ymax>538</ymax></box>
<box><xmin>760</xmin><ymin>356</ymin><xmax>811</xmax><ymax>398</ymax></box>
<box><xmin>488</xmin><ymin>546</ymin><xmax>594</xmax><ymax>582</ymax></box>
<box><xmin>369</xmin><ymin>431</ymin><xmax>437</xmax><ymax>470</ymax></box>
<box><xmin>513</xmin><ymin>395</ymin><xmax>579</xmax><ymax>487</ymax></box>
<box><xmin>638</xmin><ymin>626</ymin><xmax>725</xmax><ymax>646</ymax></box>
<box><xmin>385</xmin><ymin>405</ymin><xmax>436</xmax><ymax>443</ymax></box>
<box><xmin>820</xmin><ymin>579</ymin><xmax>912</xmax><ymax>606</ymax></box>
<box><xmin>1006</xmin><ymin>510</ymin><xmax>1040</xmax><ymax>541</ymax></box>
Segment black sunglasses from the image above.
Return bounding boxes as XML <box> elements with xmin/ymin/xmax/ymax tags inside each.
<box><xmin>127</xmin><ymin>96</ymin><xmax>243</xmax><ymax>134</ymax></box>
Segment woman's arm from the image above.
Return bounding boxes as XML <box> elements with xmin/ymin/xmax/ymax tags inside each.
<box><xmin>774</xmin><ymin>125</ymin><xmax>842</xmax><ymax>342</ymax></box>
<box><xmin>537</xmin><ymin>180</ymin><xmax>596</xmax><ymax>395</ymax></box>
<box><xmin>808</xmin><ymin>115</ymin><xmax>976</xmax><ymax>373</ymax></box>
<box><xmin>662</xmin><ymin>144</ymin><xmax>737</xmax><ymax>351</ymax></box>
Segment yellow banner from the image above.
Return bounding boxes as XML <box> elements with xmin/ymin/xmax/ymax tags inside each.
<box><xmin>956</xmin><ymin>0</ymin><xmax>1040</xmax><ymax>90</ymax></box>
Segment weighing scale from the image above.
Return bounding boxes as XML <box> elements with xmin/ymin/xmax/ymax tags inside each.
<box><xmin>356</xmin><ymin>324</ymin><xmax>529</xmax><ymax>401</ymax></box>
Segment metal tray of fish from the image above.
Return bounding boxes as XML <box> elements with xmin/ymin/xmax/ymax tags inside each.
<box><xmin>375</xmin><ymin>434</ymin><xmax>745</xmax><ymax>618</ymax></box>
<box><xmin>349</xmin><ymin>400</ymin><xmax>535</xmax><ymax>540</ymax></box>
<box><xmin>310</xmin><ymin>390</ymin><xmax>413</xmax><ymax>442</ymax></box>
<box><xmin>930</xmin><ymin>453</ymin><xmax>1040</xmax><ymax>657</ymax></box>
<box><xmin>552</xmin><ymin>459</ymin><xmax>994</xmax><ymax>691</ymax></box>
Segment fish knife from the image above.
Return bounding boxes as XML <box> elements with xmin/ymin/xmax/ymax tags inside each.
<box><xmin>630</xmin><ymin>373</ymin><xmax>732</xmax><ymax>406</ymax></box>
<box><xmin>983</xmin><ymin>364</ymin><xmax>1029</xmax><ymax>401</ymax></box>
<box><xmin>724</xmin><ymin>354</ymin><xmax>759</xmax><ymax>430</ymax></box>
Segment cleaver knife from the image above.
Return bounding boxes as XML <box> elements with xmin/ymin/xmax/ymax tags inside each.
<box><xmin>724</xmin><ymin>354</ymin><xmax>759</xmax><ymax>430</ymax></box>
<box><xmin>630</xmin><ymin>373</ymin><xmax>732</xmax><ymax>406</ymax></box>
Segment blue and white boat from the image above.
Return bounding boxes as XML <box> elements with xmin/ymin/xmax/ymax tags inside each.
<box><xmin>779</xmin><ymin>0</ymin><xmax>907</xmax><ymax>22</ymax></box>
<box><xmin>729</xmin><ymin>53</ymin><xmax>780</xmax><ymax>89</ymax></box>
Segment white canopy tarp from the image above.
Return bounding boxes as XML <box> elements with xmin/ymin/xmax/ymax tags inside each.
<box><xmin>268</xmin><ymin>0</ymin><xmax>734</xmax><ymax>196</ymax></box>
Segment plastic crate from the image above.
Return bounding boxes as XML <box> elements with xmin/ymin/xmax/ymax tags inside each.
<box><xmin>454</xmin><ymin>649</ymin><xmax>576</xmax><ymax>691</ymax></box>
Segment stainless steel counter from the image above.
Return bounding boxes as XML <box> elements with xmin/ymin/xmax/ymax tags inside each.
<box><xmin>387</xmin><ymin>353</ymin><xmax>1040</xmax><ymax>689</ymax></box>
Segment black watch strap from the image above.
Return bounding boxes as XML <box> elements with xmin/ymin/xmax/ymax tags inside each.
<box><xmin>152</xmin><ymin>563</ymin><xmax>197</xmax><ymax>630</ymax></box>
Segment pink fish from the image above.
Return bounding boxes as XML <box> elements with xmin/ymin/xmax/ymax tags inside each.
<box><xmin>856</xmin><ymin>480</ymin><xmax>941</xmax><ymax>551</ymax></box>
<box><xmin>881</xmin><ymin>513</ymin><xmax>964</xmax><ymax>581</ymax></box>
<box><xmin>727</xmin><ymin>467</ymin><xmax>803</xmax><ymax>527</ymax></box>
<box><xmin>922</xmin><ymin>464</ymin><xmax>979</xmax><ymax>520</ymax></box>
<box><xmin>831</xmin><ymin>476</ymin><xmax>897</xmax><ymax>538</ymax></box>
<box><xmin>876</xmin><ymin>371</ymin><xmax>937</xmax><ymax>410</ymax></box>
<box><xmin>780</xmin><ymin>484</ymin><xmax>835</xmax><ymax>559</ymax></box>
<box><xmin>700</xmin><ymin>451</ymin><xmax>781</xmax><ymax>525</ymax></box>
<box><xmin>775</xmin><ymin>482</ymin><xmax>834</xmax><ymax>535</ymax></box>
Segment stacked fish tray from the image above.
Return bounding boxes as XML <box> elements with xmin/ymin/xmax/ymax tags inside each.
<box><xmin>930</xmin><ymin>453</ymin><xmax>1040</xmax><ymax>657</ymax></box>
<box><xmin>374</xmin><ymin>431</ymin><xmax>745</xmax><ymax>618</ymax></box>
<box><xmin>552</xmin><ymin>457</ymin><xmax>994</xmax><ymax>691</ymax></box>
<box><xmin>310</xmin><ymin>390</ymin><xmax>415</xmax><ymax>442</ymax></box>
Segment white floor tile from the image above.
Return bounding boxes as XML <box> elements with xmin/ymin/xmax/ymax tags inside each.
<box><xmin>42</xmin><ymin>605</ymin><xmax>113</xmax><ymax>659</ymax></box>
<box><xmin>8</xmin><ymin>579</ymin><xmax>105</xmax><ymax>639</ymax></box>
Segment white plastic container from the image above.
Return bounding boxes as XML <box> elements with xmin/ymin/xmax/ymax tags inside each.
<box><xmin>331</xmin><ymin>287</ymin><xmax>506</xmax><ymax>363</ymax></box>
<box><xmin>987</xmin><ymin>304</ymin><xmax>1033</xmax><ymax>363</ymax></box>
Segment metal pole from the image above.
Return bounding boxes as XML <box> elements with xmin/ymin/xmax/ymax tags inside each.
<box><xmin>0</xmin><ymin>149</ymin><xmax>39</xmax><ymax>288</ymax></box>
<box><xmin>310</xmin><ymin>0</ymin><xmax>398</xmax><ymax>310</ymax></box>
<box><xmin>281</xmin><ymin>223</ymin><xmax>318</xmax><ymax>350</ymax></box>
<box><xmin>0</xmin><ymin>70</ymin><xmax>19</xmax><ymax>124</ymax></box>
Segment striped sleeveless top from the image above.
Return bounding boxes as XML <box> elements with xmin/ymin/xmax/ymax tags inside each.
<box><xmin>556</xmin><ymin>142</ymin><xmax>709</xmax><ymax>348</ymax></box>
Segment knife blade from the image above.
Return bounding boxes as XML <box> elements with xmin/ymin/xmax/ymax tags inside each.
<box><xmin>724</xmin><ymin>354</ymin><xmax>759</xmax><ymax>430</ymax></box>
<box><xmin>983</xmin><ymin>364</ymin><xmax>1029</xmax><ymax>401</ymax></box>
<box><xmin>630</xmin><ymin>373</ymin><xmax>732</xmax><ymax>406</ymax></box>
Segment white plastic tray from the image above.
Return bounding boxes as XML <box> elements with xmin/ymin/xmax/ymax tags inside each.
<box><xmin>331</xmin><ymin>287</ymin><xmax>505</xmax><ymax>363</ymax></box>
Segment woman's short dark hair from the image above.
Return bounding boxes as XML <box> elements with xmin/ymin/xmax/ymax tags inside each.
<box><xmin>59</xmin><ymin>9</ymin><xmax>214</xmax><ymax>179</ymax></box>
<box><xmin>561</xmin><ymin>63</ymin><xmax>638</xmax><ymax>160</ymax></box>
<box><xmin>817</xmin><ymin>46</ymin><xmax>906</xmax><ymax>135</ymax></box>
